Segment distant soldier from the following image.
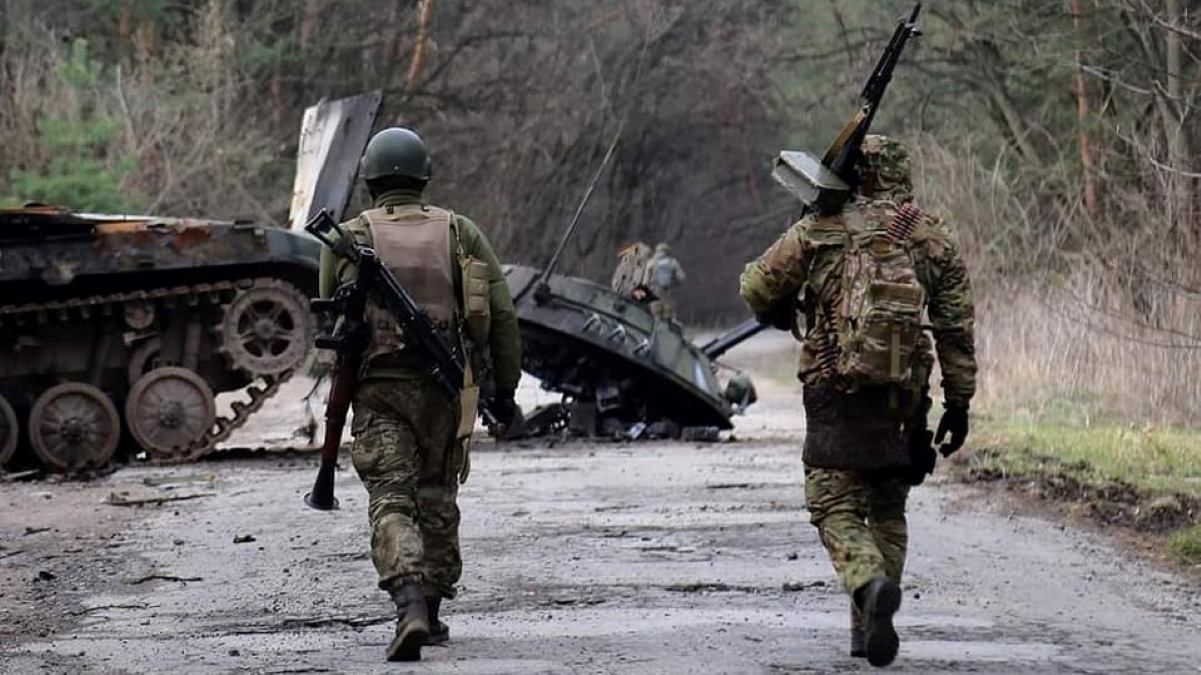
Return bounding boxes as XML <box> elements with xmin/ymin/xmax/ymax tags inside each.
<box><xmin>739</xmin><ymin>135</ymin><xmax>976</xmax><ymax>667</ymax></box>
<box><xmin>649</xmin><ymin>242</ymin><xmax>686</xmax><ymax>319</ymax></box>
<box><xmin>318</xmin><ymin>128</ymin><xmax>523</xmax><ymax>661</ymax></box>
<box><xmin>610</xmin><ymin>242</ymin><xmax>655</xmax><ymax>304</ymax></box>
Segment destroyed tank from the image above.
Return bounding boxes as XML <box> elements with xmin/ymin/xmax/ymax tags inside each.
<box><xmin>0</xmin><ymin>93</ymin><xmax>382</xmax><ymax>473</ymax></box>
<box><xmin>0</xmin><ymin>205</ymin><xmax>321</xmax><ymax>472</ymax></box>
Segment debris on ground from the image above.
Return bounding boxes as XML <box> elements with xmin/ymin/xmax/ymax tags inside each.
<box><xmin>126</xmin><ymin>574</ymin><xmax>203</xmax><ymax>585</ymax></box>
<box><xmin>106</xmin><ymin>492</ymin><xmax>215</xmax><ymax>507</ymax></box>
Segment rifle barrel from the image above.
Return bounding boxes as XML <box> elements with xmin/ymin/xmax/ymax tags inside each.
<box><xmin>701</xmin><ymin>318</ymin><xmax>767</xmax><ymax>360</ymax></box>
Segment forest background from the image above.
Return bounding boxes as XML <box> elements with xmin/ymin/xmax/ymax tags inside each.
<box><xmin>1</xmin><ymin>0</ymin><xmax>1200</xmax><ymax>441</ymax></box>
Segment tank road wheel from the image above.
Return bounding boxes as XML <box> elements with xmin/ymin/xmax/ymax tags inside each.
<box><xmin>0</xmin><ymin>395</ymin><xmax>18</xmax><ymax>467</ymax></box>
<box><xmin>125</xmin><ymin>367</ymin><xmax>217</xmax><ymax>461</ymax></box>
<box><xmin>219</xmin><ymin>280</ymin><xmax>313</xmax><ymax>376</ymax></box>
<box><xmin>29</xmin><ymin>383</ymin><xmax>121</xmax><ymax>473</ymax></box>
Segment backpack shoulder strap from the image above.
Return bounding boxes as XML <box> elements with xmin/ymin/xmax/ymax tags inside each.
<box><xmin>446</xmin><ymin>209</ymin><xmax>469</xmax><ymax>265</ymax></box>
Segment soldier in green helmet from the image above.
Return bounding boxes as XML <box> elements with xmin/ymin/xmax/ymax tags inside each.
<box><xmin>318</xmin><ymin>127</ymin><xmax>523</xmax><ymax>662</ymax></box>
<box><xmin>740</xmin><ymin>135</ymin><xmax>976</xmax><ymax>667</ymax></box>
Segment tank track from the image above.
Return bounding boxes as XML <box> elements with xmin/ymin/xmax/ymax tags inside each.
<box><xmin>0</xmin><ymin>278</ymin><xmax>305</xmax><ymax>465</ymax></box>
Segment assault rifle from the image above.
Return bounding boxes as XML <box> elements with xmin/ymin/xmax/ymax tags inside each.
<box><xmin>744</xmin><ymin>4</ymin><xmax>922</xmax><ymax>339</ymax></box>
<box><xmin>772</xmin><ymin>4</ymin><xmax>923</xmax><ymax>213</ymax></box>
<box><xmin>302</xmin><ymin>208</ymin><xmax>465</xmax><ymax>511</ymax></box>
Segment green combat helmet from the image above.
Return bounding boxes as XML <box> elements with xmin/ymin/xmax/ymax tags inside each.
<box><xmin>361</xmin><ymin>127</ymin><xmax>433</xmax><ymax>183</ymax></box>
<box><xmin>857</xmin><ymin>134</ymin><xmax>912</xmax><ymax>200</ymax></box>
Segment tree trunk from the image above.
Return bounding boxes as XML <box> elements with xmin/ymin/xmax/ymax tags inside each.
<box><xmin>1070</xmin><ymin>0</ymin><xmax>1097</xmax><ymax>217</ymax></box>
<box><xmin>1161</xmin><ymin>0</ymin><xmax>1193</xmax><ymax>232</ymax></box>
<box><xmin>299</xmin><ymin>0</ymin><xmax>320</xmax><ymax>102</ymax></box>
<box><xmin>117</xmin><ymin>1</ymin><xmax>133</xmax><ymax>67</ymax></box>
<box><xmin>406</xmin><ymin>0</ymin><xmax>434</xmax><ymax>92</ymax></box>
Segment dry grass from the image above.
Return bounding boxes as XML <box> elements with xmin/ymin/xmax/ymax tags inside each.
<box><xmin>974</xmin><ymin>280</ymin><xmax>1201</xmax><ymax>428</ymax></box>
<box><xmin>911</xmin><ymin>137</ymin><xmax>1201</xmax><ymax>564</ymax></box>
<box><xmin>913</xmin><ymin>136</ymin><xmax>1201</xmax><ymax>429</ymax></box>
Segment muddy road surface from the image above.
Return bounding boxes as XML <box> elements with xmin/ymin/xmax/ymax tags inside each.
<box><xmin>2</xmin><ymin>367</ymin><xmax>1200</xmax><ymax>673</ymax></box>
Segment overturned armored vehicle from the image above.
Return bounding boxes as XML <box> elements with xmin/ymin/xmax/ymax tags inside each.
<box><xmin>504</xmin><ymin>247</ymin><xmax>760</xmax><ymax>438</ymax></box>
<box><xmin>500</xmin><ymin>130</ymin><xmax>760</xmax><ymax>439</ymax></box>
<box><xmin>506</xmin><ymin>265</ymin><xmax>755</xmax><ymax>438</ymax></box>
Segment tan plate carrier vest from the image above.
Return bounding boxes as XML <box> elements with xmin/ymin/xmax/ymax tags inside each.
<box><xmin>360</xmin><ymin>204</ymin><xmax>483</xmax><ymax>448</ymax></box>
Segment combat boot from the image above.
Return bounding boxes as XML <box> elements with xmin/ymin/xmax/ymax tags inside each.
<box><xmin>425</xmin><ymin>595</ymin><xmax>450</xmax><ymax>645</ymax></box>
<box><xmin>856</xmin><ymin>577</ymin><xmax>902</xmax><ymax>667</ymax></box>
<box><xmin>387</xmin><ymin>583</ymin><xmax>430</xmax><ymax>662</ymax></box>
<box><xmin>850</xmin><ymin>601</ymin><xmax>866</xmax><ymax>658</ymax></box>
<box><xmin>850</xmin><ymin>628</ymin><xmax>866</xmax><ymax>659</ymax></box>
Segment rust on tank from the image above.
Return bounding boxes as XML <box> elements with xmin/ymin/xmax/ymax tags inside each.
<box><xmin>0</xmin><ymin>204</ymin><xmax>323</xmax><ymax>473</ymax></box>
<box><xmin>168</xmin><ymin>225</ymin><xmax>214</xmax><ymax>249</ymax></box>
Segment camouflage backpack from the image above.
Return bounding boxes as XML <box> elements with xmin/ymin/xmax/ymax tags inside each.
<box><xmin>822</xmin><ymin>202</ymin><xmax>926</xmax><ymax>388</ymax></box>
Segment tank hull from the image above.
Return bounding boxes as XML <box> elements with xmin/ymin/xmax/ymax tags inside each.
<box><xmin>505</xmin><ymin>265</ymin><xmax>732</xmax><ymax>434</ymax></box>
<box><xmin>0</xmin><ymin>207</ymin><xmax>321</xmax><ymax>471</ymax></box>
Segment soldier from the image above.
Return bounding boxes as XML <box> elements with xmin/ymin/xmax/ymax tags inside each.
<box><xmin>739</xmin><ymin>135</ymin><xmax>975</xmax><ymax>667</ymax></box>
<box><xmin>649</xmin><ymin>242</ymin><xmax>686</xmax><ymax>319</ymax></box>
<box><xmin>318</xmin><ymin>127</ymin><xmax>523</xmax><ymax>662</ymax></box>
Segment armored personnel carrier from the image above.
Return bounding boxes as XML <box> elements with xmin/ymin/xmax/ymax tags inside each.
<box><xmin>0</xmin><ymin>92</ymin><xmax>381</xmax><ymax>473</ymax></box>
<box><xmin>0</xmin><ymin>205</ymin><xmax>320</xmax><ymax>471</ymax></box>
<box><xmin>506</xmin><ymin>264</ymin><xmax>743</xmax><ymax>437</ymax></box>
<box><xmin>498</xmin><ymin>126</ymin><xmax>762</xmax><ymax>439</ymax></box>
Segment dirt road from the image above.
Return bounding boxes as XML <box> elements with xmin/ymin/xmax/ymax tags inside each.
<box><xmin>2</xmin><ymin>365</ymin><xmax>1199</xmax><ymax>673</ymax></box>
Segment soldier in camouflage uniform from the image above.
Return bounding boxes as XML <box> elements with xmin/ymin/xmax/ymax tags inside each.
<box><xmin>739</xmin><ymin>135</ymin><xmax>975</xmax><ymax>667</ymax></box>
<box><xmin>318</xmin><ymin>127</ymin><xmax>523</xmax><ymax>662</ymax></box>
<box><xmin>649</xmin><ymin>242</ymin><xmax>686</xmax><ymax>319</ymax></box>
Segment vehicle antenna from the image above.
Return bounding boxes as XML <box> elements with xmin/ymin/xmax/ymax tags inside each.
<box><xmin>537</xmin><ymin>119</ymin><xmax>626</xmax><ymax>291</ymax></box>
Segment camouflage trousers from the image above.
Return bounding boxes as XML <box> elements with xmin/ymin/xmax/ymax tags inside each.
<box><xmin>804</xmin><ymin>466</ymin><xmax>909</xmax><ymax>598</ymax></box>
<box><xmin>650</xmin><ymin>289</ymin><xmax>676</xmax><ymax>320</ymax></box>
<box><xmin>350</xmin><ymin>379</ymin><xmax>465</xmax><ymax>599</ymax></box>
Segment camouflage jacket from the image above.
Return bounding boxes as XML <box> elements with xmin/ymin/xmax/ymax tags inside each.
<box><xmin>318</xmin><ymin>189</ymin><xmax>523</xmax><ymax>393</ymax></box>
<box><xmin>739</xmin><ymin>198</ymin><xmax>976</xmax><ymax>408</ymax></box>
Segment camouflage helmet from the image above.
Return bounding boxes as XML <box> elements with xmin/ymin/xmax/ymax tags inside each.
<box><xmin>857</xmin><ymin>134</ymin><xmax>912</xmax><ymax>199</ymax></box>
<box><xmin>361</xmin><ymin>127</ymin><xmax>432</xmax><ymax>183</ymax></box>
<box><xmin>655</xmin><ymin>242</ymin><xmax>671</xmax><ymax>255</ymax></box>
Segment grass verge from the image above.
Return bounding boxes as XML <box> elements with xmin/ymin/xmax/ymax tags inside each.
<box><xmin>1169</xmin><ymin>525</ymin><xmax>1201</xmax><ymax>566</ymax></box>
<box><xmin>952</xmin><ymin>417</ymin><xmax>1201</xmax><ymax>568</ymax></box>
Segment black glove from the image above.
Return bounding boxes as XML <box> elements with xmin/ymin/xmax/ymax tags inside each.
<box><xmin>935</xmin><ymin>404</ymin><xmax>969</xmax><ymax>457</ymax></box>
<box><xmin>756</xmin><ymin>301</ymin><xmax>795</xmax><ymax>331</ymax></box>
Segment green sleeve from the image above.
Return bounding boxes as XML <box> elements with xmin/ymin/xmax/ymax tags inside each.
<box><xmin>456</xmin><ymin>215</ymin><xmax>523</xmax><ymax>393</ymax></box>
<box><xmin>924</xmin><ymin>222</ymin><xmax>977</xmax><ymax>406</ymax></box>
<box><xmin>739</xmin><ymin>219</ymin><xmax>811</xmax><ymax>318</ymax></box>
<box><xmin>317</xmin><ymin>219</ymin><xmax>370</xmax><ymax>299</ymax></box>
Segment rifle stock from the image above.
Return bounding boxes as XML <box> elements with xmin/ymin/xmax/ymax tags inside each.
<box><xmin>304</xmin><ymin>363</ymin><xmax>358</xmax><ymax>510</ymax></box>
